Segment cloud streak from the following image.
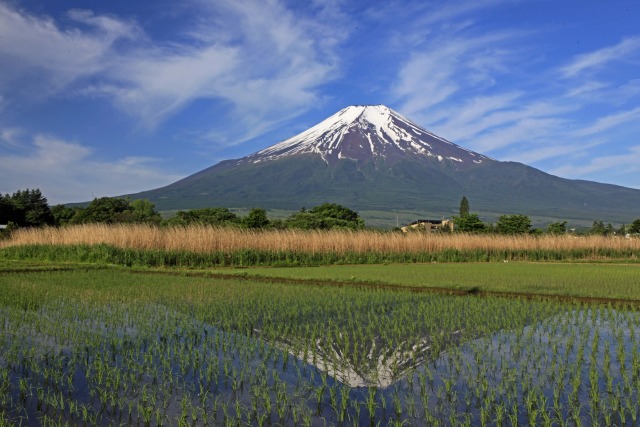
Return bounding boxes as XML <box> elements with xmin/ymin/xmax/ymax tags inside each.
<box><xmin>0</xmin><ymin>1</ymin><xmax>344</xmax><ymax>142</ymax></box>
<box><xmin>0</xmin><ymin>4</ymin><xmax>138</xmax><ymax>97</ymax></box>
<box><xmin>0</xmin><ymin>132</ymin><xmax>182</xmax><ymax>204</ymax></box>
<box><xmin>550</xmin><ymin>146</ymin><xmax>640</xmax><ymax>180</ymax></box>
<box><xmin>572</xmin><ymin>107</ymin><xmax>640</xmax><ymax>138</ymax></box>
<box><xmin>560</xmin><ymin>36</ymin><xmax>640</xmax><ymax>78</ymax></box>
<box><xmin>381</xmin><ymin>4</ymin><xmax>640</xmax><ymax>190</ymax></box>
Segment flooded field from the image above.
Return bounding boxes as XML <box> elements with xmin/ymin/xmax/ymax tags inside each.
<box><xmin>1</xmin><ymin>268</ymin><xmax>640</xmax><ymax>426</ymax></box>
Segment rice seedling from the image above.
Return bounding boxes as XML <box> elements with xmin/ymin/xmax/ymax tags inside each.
<box><xmin>1</xmin><ymin>265</ymin><xmax>640</xmax><ymax>425</ymax></box>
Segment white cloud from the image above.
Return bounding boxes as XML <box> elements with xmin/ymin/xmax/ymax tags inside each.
<box><xmin>0</xmin><ymin>4</ymin><xmax>138</xmax><ymax>96</ymax></box>
<box><xmin>566</xmin><ymin>79</ymin><xmax>640</xmax><ymax>106</ymax></box>
<box><xmin>511</xmin><ymin>139</ymin><xmax>605</xmax><ymax>165</ymax></box>
<box><xmin>427</xmin><ymin>92</ymin><xmax>522</xmax><ymax>137</ymax></box>
<box><xmin>573</xmin><ymin>107</ymin><xmax>640</xmax><ymax>138</ymax></box>
<box><xmin>550</xmin><ymin>146</ymin><xmax>640</xmax><ymax>179</ymax></box>
<box><xmin>0</xmin><ymin>1</ymin><xmax>344</xmax><ymax>142</ymax></box>
<box><xmin>419</xmin><ymin>91</ymin><xmax>578</xmax><ymax>157</ymax></box>
<box><xmin>560</xmin><ymin>36</ymin><xmax>640</xmax><ymax>78</ymax></box>
<box><xmin>394</xmin><ymin>32</ymin><xmax>517</xmax><ymax>119</ymax></box>
<box><xmin>0</xmin><ymin>127</ymin><xmax>24</xmax><ymax>148</ymax></box>
<box><xmin>469</xmin><ymin>117</ymin><xmax>565</xmax><ymax>154</ymax></box>
<box><xmin>384</xmin><ymin>6</ymin><xmax>640</xmax><ymax>183</ymax></box>
<box><xmin>95</xmin><ymin>44</ymin><xmax>240</xmax><ymax>126</ymax></box>
<box><xmin>394</xmin><ymin>51</ymin><xmax>460</xmax><ymax>116</ymax></box>
<box><xmin>564</xmin><ymin>81</ymin><xmax>610</xmax><ymax>98</ymax></box>
<box><xmin>0</xmin><ymin>133</ymin><xmax>182</xmax><ymax>204</ymax></box>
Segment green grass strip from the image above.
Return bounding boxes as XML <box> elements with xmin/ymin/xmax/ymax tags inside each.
<box><xmin>1</xmin><ymin>243</ymin><xmax>639</xmax><ymax>268</ymax></box>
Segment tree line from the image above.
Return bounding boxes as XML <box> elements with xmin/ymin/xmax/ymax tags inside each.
<box><xmin>1</xmin><ymin>189</ymin><xmax>639</xmax><ymax>236</ymax></box>
<box><xmin>0</xmin><ymin>189</ymin><xmax>365</xmax><ymax>233</ymax></box>
<box><xmin>452</xmin><ymin>196</ymin><xmax>640</xmax><ymax>236</ymax></box>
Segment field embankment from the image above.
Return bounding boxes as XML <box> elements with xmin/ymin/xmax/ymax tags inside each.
<box><xmin>214</xmin><ymin>263</ymin><xmax>640</xmax><ymax>303</ymax></box>
<box><xmin>1</xmin><ymin>224</ymin><xmax>639</xmax><ymax>267</ymax></box>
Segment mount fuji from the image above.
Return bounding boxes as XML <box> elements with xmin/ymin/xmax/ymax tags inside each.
<box><xmin>238</xmin><ymin>105</ymin><xmax>489</xmax><ymax>167</ymax></box>
<box><xmin>130</xmin><ymin>105</ymin><xmax>640</xmax><ymax>226</ymax></box>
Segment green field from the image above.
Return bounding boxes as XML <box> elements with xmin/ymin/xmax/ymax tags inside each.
<box><xmin>4</xmin><ymin>258</ymin><xmax>640</xmax><ymax>301</ymax></box>
<box><xmin>2</xmin><ymin>260</ymin><xmax>640</xmax><ymax>425</ymax></box>
<box><xmin>199</xmin><ymin>262</ymin><xmax>640</xmax><ymax>302</ymax></box>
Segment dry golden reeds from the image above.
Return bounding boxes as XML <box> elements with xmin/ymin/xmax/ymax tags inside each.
<box><xmin>2</xmin><ymin>224</ymin><xmax>639</xmax><ymax>255</ymax></box>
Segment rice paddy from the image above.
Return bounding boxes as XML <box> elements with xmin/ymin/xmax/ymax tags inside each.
<box><xmin>2</xmin><ymin>225</ymin><xmax>640</xmax><ymax>425</ymax></box>
<box><xmin>2</xmin><ymin>266</ymin><xmax>640</xmax><ymax>426</ymax></box>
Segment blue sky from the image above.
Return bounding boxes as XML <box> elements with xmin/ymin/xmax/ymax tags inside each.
<box><xmin>1</xmin><ymin>0</ymin><xmax>639</xmax><ymax>204</ymax></box>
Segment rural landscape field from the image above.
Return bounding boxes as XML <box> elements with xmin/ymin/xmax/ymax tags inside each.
<box><xmin>3</xmin><ymin>1</ymin><xmax>640</xmax><ymax>426</ymax></box>
<box><xmin>2</xmin><ymin>224</ymin><xmax>640</xmax><ymax>426</ymax></box>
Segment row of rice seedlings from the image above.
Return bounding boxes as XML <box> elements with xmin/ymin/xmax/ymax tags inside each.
<box><xmin>2</xmin><ymin>269</ymin><xmax>640</xmax><ymax>425</ymax></box>
<box><xmin>3</xmin><ymin>223</ymin><xmax>640</xmax><ymax>260</ymax></box>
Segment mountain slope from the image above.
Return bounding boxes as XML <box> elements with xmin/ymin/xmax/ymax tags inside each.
<box><xmin>130</xmin><ymin>105</ymin><xmax>640</xmax><ymax>225</ymax></box>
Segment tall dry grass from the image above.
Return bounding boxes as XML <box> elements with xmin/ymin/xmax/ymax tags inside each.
<box><xmin>2</xmin><ymin>224</ymin><xmax>639</xmax><ymax>255</ymax></box>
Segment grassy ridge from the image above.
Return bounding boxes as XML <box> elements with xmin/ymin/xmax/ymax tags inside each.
<box><xmin>2</xmin><ymin>243</ymin><xmax>640</xmax><ymax>268</ymax></box>
<box><xmin>2</xmin><ymin>256</ymin><xmax>640</xmax><ymax>302</ymax></box>
<box><xmin>220</xmin><ymin>263</ymin><xmax>640</xmax><ymax>301</ymax></box>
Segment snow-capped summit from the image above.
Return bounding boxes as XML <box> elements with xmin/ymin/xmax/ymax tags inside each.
<box><xmin>239</xmin><ymin>105</ymin><xmax>490</xmax><ymax>166</ymax></box>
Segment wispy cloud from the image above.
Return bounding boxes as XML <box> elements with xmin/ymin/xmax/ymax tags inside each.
<box><xmin>0</xmin><ymin>1</ymin><xmax>345</xmax><ymax>142</ymax></box>
<box><xmin>0</xmin><ymin>132</ymin><xmax>182</xmax><ymax>203</ymax></box>
<box><xmin>550</xmin><ymin>146</ymin><xmax>640</xmax><ymax>179</ymax></box>
<box><xmin>510</xmin><ymin>139</ymin><xmax>605</xmax><ymax>165</ymax></box>
<box><xmin>560</xmin><ymin>36</ymin><xmax>640</xmax><ymax>78</ymax></box>
<box><xmin>0</xmin><ymin>4</ymin><xmax>139</xmax><ymax>97</ymax></box>
<box><xmin>573</xmin><ymin>107</ymin><xmax>640</xmax><ymax>137</ymax></box>
<box><xmin>0</xmin><ymin>127</ymin><xmax>24</xmax><ymax>148</ymax></box>
<box><xmin>394</xmin><ymin>32</ymin><xmax>518</xmax><ymax>119</ymax></box>
<box><xmin>380</xmin><ymin>1</ymin><xmax>640</xmax><ymax>191</ymax></box>
<box><xmin>470</xmin><ymin>117</ymin><xmax>566</xmax><ymax>153</ymax></box>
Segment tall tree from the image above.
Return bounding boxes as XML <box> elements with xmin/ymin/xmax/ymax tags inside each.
<box><xmin>8</xmin><ymin>189</ymin><xmax>54</xmax><ymax>227</ymax></box>
<box><xmin>452</xmin><ymin>213</ymin><xmax>486</xmax><ymax>233</ymax></box>
<box><xmin>243</xmin><ymin>208</ymin><xmax>269</xmax><ymax>229</ymax></box>
<box><xmin>73</xmin><ymin>197</ymin><xmax>131</xmax><ymax>224</ymax></box>
<box><xmin>309</xmin><ymin>203</ymin><xmax>364</xmax><ymax>229</ymax></box>
<box><xmin>629</xmin><ymin>219</ymin><xmax>640</xmax><ymax>234</ymax></box>
<box><xmin>285</xmin><ymin>203</ymin><xmax>364</xmax><ymax>230</ymax></box>
<box><xmin>547</xmin><ymin>221</ymin><xmax>567</xmax><ymax>235</ymax></box>
<box><xmin>166</xmin><ymin>207</ymin><xmax>239</xmax><ymax>226</ymax></box>
<box><xmin>459</xmin><ymin>196</ymin><xmax>470</xmax><ymax>216</ymax></box>
<box><xmin>51</xmin><ymin>205</ymin><xmax>82</xmax><ymax>226</ymax></box>
<box><xmin>496</xmin><ymin>214</ymin><xmax>532</xmax><ymax>234</ymax></box>
<box><xmin>589</xmin><ymin>220</ymin><xmax>614</xmax><ymax>236</ymax></box>
<box><xmin>73</xmin><ymin>197</ymin><xmax>163</xmax><ymax>224</ymax></box>
<box><xmin>129</xmin><ymin>199</ymin><xmax>162</xmax><ymax>224</ymax></box>
<box><xmin>0</xmin><ymin>195</ymin><xmax>19</xmax><ymax>225</ymax></box>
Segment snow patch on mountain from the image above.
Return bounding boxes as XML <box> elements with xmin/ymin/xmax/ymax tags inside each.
<box><xmin>239</xmin><ymin>105</ymin><xmax>491</xmax><ymax>166</ymax></box>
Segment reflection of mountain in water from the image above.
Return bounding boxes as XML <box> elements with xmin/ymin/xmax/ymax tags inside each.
<box><xmin>264</xmin><ymin>330</ymin><xmax>463</xmax><ymax>388</ymax></box>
